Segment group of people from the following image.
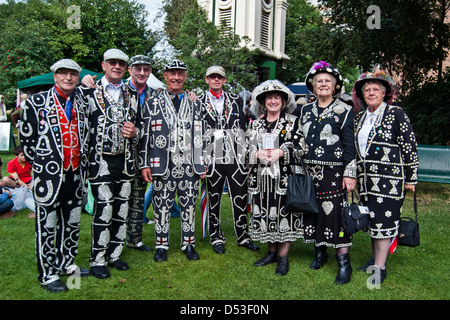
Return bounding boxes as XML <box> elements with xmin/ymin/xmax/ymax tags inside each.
<box><xmin>16</xmin><ymin>49</ymin><xmax>418</xmax><ymax>293</ymax></box>
<box><xmin>246</xmin><ymin>61</ymin><xmax>418</xmax><ymax>285</ymax></box>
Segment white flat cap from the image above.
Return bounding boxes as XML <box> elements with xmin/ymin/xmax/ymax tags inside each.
<box><xmin>206</xmin><ymin>65</ymin><xmax>226</xmax><ymax>77</ymax></box>
<box><xmin>50</xmin><ymin>59</ymin><xmax>82</xmax><ymax>73</ymax></box>
<box><xmin>103</xmin><ymin>48</ymin><xmax>129</xmax><ymax>62</ymax></box>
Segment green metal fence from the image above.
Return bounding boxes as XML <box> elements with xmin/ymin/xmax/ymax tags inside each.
<box><xmin>417</xmin><ymin>145</ymin><xmax>450</xmax><ymax>184</ymax></box>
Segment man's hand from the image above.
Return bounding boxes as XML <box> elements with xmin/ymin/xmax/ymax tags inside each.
<box><xmin>141</xmin><ymin>168</ymin><xmax>153</xmax><ymax>183</ymax></box>
<box><xmin>122</xmin><ymin>122</ymin><xmax>137</xmax><ymax>139</ymax></box>
<box><xmin>81</xmin><ymin>74</ymin><xmax>97</xmax><ymax>88</ymax></box>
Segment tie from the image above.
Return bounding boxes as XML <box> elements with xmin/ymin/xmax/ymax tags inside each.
<box><xmin>172</xmin><ymin>93</ymin><xmax>183</xmax><ymax>101</ymax></box>
<box><xmin>109</xmin><ymin>81</ymin><xmax>123</xmax><ymax>88</ymax></box>
<box><xmin>172</xmin><ymin>93</ymin><xmax>182</xmax><ymax>112</ymax></box>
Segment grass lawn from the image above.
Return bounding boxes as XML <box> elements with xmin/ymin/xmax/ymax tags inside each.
<box><xmin>1</xmin><ymin>147</ymin><xmax>449</xmax><ymax>303</ymax></box>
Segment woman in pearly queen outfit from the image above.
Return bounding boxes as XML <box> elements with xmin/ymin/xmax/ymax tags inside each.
<box><xmin>247</xmin><ymin>80</ymin><xmax>303</xmax><ymax>276</ymax></box>
<box><xmin>352</xmin><ymin>70</ymin><xmax>418</xmax><ymax>284</ymax></box>
<box><xmin>298</xmin><ymin>61</ymin><xmax>357</xmax><ymax>285</ymax></box>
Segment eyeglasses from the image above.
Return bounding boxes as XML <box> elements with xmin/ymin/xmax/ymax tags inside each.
<box><xmin>208</xmin><ymin>74</ymin><xmax>225</xmax><ymax>80</ymax></box>
<box><xmin>363</xmin><ymin>88</ymin><xmax>382</xmax><ymax>94</ymax></box>
<box><xmin>56</xmin><ymin>70</ymin><xmax>79</xmax><ymax>78</ymax></box>
<box><xmin>132</xmin><ymin>65</ymin><xmax>151</xmax><ymax>73</ymax></box>
<box><xmin>106</xmin><ymin>60</ymin><xmax>127</xmax><ymax>67</ymax></box>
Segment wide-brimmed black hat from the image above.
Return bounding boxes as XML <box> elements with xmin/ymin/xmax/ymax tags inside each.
<box><xmin>305</xmin><ymin>61</ymin><xmax>343</xmax><ymax>94</ymax></box>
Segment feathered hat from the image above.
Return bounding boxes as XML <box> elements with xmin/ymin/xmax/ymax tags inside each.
<box><xmin>352</xmin><ymin>69</ymin><xmax>395</xmax><ymax>111</ymax></box>
<box><xmin>250</xmin><ymin>79</ymin><xmax>296</xmax><ymax>117</ymax></box>
<box><xmin>305</xmin><ymin>61</ymin><xmax>343</xmax><ymax>94</ymax></box>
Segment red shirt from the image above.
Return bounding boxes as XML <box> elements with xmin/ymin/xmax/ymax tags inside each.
<box><xmin>7</xmin><ymin>157</ymin><xmax>32</xmax><ymax>184</ymax></box>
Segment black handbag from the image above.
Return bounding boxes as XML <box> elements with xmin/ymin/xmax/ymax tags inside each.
<box><xmin>340</xmin><ymin>190</ymin><xmax>369</xmax><ymax>235</ymax></box>
<box><xmin>285</xmin><ymin>156</ymin><xmax>319</xmax><ymax>214</ymax></box>
<box><xmin>397</xmin><ymin>191</ymin><xmax>420</xmax><ymax>247</ymax></box>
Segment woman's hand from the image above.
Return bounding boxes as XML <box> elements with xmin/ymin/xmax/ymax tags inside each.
<box><xmin>405</xmin><ymin>184</ymin><xmax>415</xmax><ymax>192</ymax></box>
<box><xmin>342</xmin><ymin>177</ymin><xmax>356</xmax><ymax>192</ymax></box>
<box><xmin>257</xmin><ymin>149</ymin><xmax>284</xmax><ymax>165</ymax></box>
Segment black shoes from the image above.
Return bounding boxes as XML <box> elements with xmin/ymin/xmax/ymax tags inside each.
<box><xmin>213</xmin><ymin>243</ymin><xmax>225</xmax><ymax>254</ymax></box>
<box><xmin>358</xmin><ymin>258</ymin><xmax>387</xmax><ymax>284</ymax></box>
<box><xmin>275</xmin><ymin>256</ymin><xmax>289</xmax><ymax>276</ymax></box>
<box><xmin>91</xmin><ymin>266</ymin><xmax>110</xmax><ymax>279</ymax></box>
<box><xmin>109</xmin><ymin>259</ymin><xmax>130</xmax><ymax>271</ymax></box>
<box><xmin>154</xmin><ymin>248</ymin><xmax>168</xmax><ymax>262</ymax></box>
<box><xmin>335</xmin><ymin>253</ymin><xmax>352</xmax><ymax>285</ymax></box>
<box><xmin>127</xmin><ymin>243</ymin><xmax>152</xmax><ymax>252</ymax></box>
<box><xmin>239</xmin><ymin>241</ymin><xmax>260</xmax><ymax>251</ymax></box>
<box><xmin>183</xmin><ymin>245</ymin><xmax>200</xmax><ymax>260</ymax></box>
<box><xmin>254</xmin><ymin>252</ymin><xmax>289</xmax><ymax>276</ymax></box>
<box><xmin>41</xmin><ymin>279</ymin><xmax>68</xmax><ymax>293</ymax></box>
<box><xmin>254</xmin><ymin>251</ymin><xmax>277</xmax><ymax>267</ymax></box>
<box><xmin>154</xmin><ymin>246</ymin><xmax>200</xmax><ymax>261</ymax></box>
<box><xmin>357</xmin><ymin>258</ymin><xmax>375</xmax><ymax>272</ymax></box>
<box><xmin>310</xmin><ymin>246</ymin><xmax>328</xmax><ymax>270</ymax></box>
<box><xmin>213</xmin><ymin>241</ymin><xmax>259</xmax><ymax>254</ymax></box>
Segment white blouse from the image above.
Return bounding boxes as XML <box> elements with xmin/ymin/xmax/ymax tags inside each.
<box><xmin>357</xmin><ymin>103</ymin><xmax>384</xmax><ymax>157</ymax></box>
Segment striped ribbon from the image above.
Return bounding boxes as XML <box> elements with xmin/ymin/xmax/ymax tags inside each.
<box><xmin>389</xmin><ymin>236</ymin><xmax>397</xmax><ymax>255</ymax></box>
<box><xmin>201</xmin><ymin>178</ymin><xmax>207</xmax><ymax>238</ymax></box>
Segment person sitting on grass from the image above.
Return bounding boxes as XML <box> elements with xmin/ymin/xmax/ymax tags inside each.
<box><xmin>2</xmin><ymin>146</ymin><xmax>32</xmax><ymax>189</ymax></box>
<box><xmin>0</xmin><ymin>185</ymin><xmax>14</xmax><ymax>218</ymax></box>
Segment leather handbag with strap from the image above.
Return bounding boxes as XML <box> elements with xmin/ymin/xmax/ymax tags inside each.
<box><xmin>340</xmin><ymin>190</ymin><xmax>369</xmax><ymax>235</ymax></box>
<box><xmin>285</xmin><ymin>156</ymin><xmax>319</xmax><ymax>214</ymax></box>
<box><xmin>397</xmin><ymin>190</ymin><xmax>420</xmax><ymax>247</ymax></box>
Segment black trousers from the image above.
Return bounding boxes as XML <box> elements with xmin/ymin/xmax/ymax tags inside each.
<box><xmin>206</xmin><ymin>164</ymin><xmax>250</xmax><ymax>245</ymax></box>
<box><xmin>126</xmin><ymin>170</ymin><xmax>147</xmax><ymax>247</ymax></box>
<box><xmin>35</xmin><ymin>168</ymin><xmax>83</xmax><ymax>284</ymax></box>
<box><xmin>89</xmin><ymin>155</ymin><xmax>132</xmax><ymax>266</ymax></box>
<box><xmin>152</xmin><ymin>159</ymin><xmax>200</xmax><ymax>251</ymax></box>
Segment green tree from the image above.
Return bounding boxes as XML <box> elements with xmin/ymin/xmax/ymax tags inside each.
<box><xmin>163</xmin><ymin>1</ymin><xmax>258</xmax><ymax>92</ymax></box>
<box><xmin>70</xmin><ymin>0</ymin><xmax>157</xmax><ymax>72</ymax></box>
<box><xmin>0</xmin><ymin>0</ymin><xmax>89</xmax><ymax>103</ymax></box>
<box><xmin>277</xmin><ymin>0</ymin><xmax>360</xmax><ymax>91</ymax></box>
<box><xmin>320</xmin><ymin>0</ymin><xmax>450</xmax><ymax>93</ymax></box>
<box><xmin>0</xmin><ymin>0</ymin><xmax>158</xmax><ymax>106</ymax></box>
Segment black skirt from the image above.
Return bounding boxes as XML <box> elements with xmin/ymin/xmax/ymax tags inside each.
<box><xmin>360</xmin><ymin>194</ymin><xmax>404</xmax><ymax>239</ymax></box>
<box><xmin>301</xmin><ymin>165</ymin><xmax>352</xmax><ymax>248</ymax></box>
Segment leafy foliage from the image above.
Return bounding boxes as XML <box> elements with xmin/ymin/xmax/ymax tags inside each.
<box><xmin>163</xmin><ymin>1</ymin><xmax>258</xmax><ymax>93</ymax></box>
<box><xmin>0</xmin><ymin>0</ymin><xmax>157</xmax><ymax>108</ymax></box>
<box><xmin>402</xmin><ymin>71</ymin><xmax>450</xmax><ymax>145</ymax></box>
<box><xmin>320</xmin><ymin>0</ymin><xmax>450</xmax><ymax>94</ymax></box>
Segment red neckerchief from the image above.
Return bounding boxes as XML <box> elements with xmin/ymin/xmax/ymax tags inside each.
<box><xmin>131</xmin><ymin>80</ymin><xmax>146</xmax><ymax>95</ymax></box>
<box><xmin>54</xmin><ymin>85</ymin><xmax>69</xmax><ymax>99</ymax></box>
<box><xmin>209</xmin><ymin>89</ymin><xmax>222</xmax><ymax>100</ymax></box>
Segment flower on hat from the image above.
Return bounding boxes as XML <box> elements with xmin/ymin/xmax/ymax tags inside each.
<box><xmin>311</xmin><ymin>61</ymin><xmax>331</xmax><ymax>71</ymax></box>
<box><xmin>352</xmin><ymin>68</ymin><xmax>396</xmax><ymax>111</ymax></box>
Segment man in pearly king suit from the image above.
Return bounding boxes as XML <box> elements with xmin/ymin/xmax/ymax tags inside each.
<box><xmin>78</xmin><ymin>49</ymin><xmax>142</xmax><ymax>279</ymax></box>
<box><xmin>20</xmin><ymin>59</ymin><xmax>90</xmax><ymax>292</ymax></box>
<box><xmin>140</xmin><ymin>59</ymin><xmax>206</xmax><ymax>262</ymax></box>
<box><xmin>199</xmin><ymin>65</ymin><xmax>259</xmax><ymax>254</ymax></box>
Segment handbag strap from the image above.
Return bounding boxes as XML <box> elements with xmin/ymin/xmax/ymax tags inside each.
<box><xmin>296</xmin><ymin>155</ymin><xmax>310</xmax><ymax>177</ymax></box>
<box><xmin>343</xmin><ymin>189</ymin><xmax>359</xmax><ymax>204</ymax></box>
<box><xmin>413</xmin><ymin>190</ymin><xmax>418</xmax><ymax>222</ymax></box>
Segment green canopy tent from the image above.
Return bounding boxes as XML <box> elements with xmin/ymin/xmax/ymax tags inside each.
<box><xmin>17</xmin><ymin>69</ymin><xmax>104</xmax><ymax>89</ymax></box>
<box><xmin>15</xmin><ymin>69</ymin><xmax>104</xmax><ymax>107</ymax></box>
